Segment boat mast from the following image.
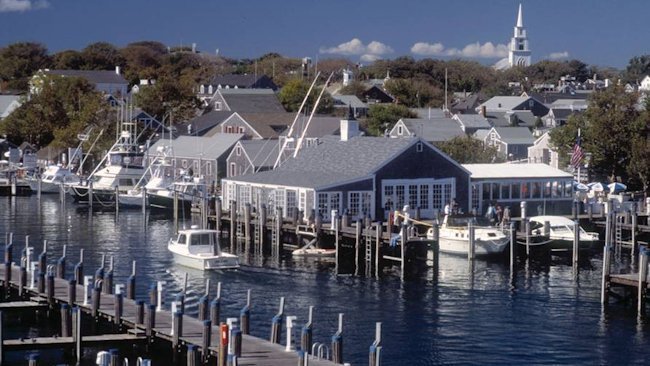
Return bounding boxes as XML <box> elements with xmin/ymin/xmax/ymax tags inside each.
<box><xmin>273</xmin><ymin>72</ymin><xmax>322</xmax><ymax>169</ymax></box>
<box><xmin>293</xmin><ymin>72</ymin><xmax>334</xmax><ymax>158</ymax></box>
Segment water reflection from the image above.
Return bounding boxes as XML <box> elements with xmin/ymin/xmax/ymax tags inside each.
<box><xmin>1</xmin><ymin>196</ymin><xmax>649</xmax><ymax>365</ymax></box>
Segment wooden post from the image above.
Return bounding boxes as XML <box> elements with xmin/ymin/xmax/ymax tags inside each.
<box><xmin>215</xmin><ymin>197</ymin><xmax>223</xmax><ymax>234</ymax></box>
<box><xmin>172</xmin><ymin>310</ymin><xmax>183</xmax><ymax>352</ymax></box>
<box><xmin>74</xmin><ymin>249</ymin><xmax>83</xmax><ymax>286</ymax></box>
<box><xmin>467</xmin><ymin>222</ymin><xmax>475</xmax><ymax>261</ymax></box>
<box><xmin>92</xmin><ymin>280</ymin><xmax>101</xmax><ymax>319</ymax></box>
<box><xmin>301</xmin><ymin>306</ymin><xmax>314</xmax><ymax>356</ymax></box>
<box><xmin>18</xmin><ymin>265</ymin><xmax>26</xmax><ymax>298</ymax></box>
<box><xmin>509</xmin><ymin>222</ymin><xmax>516</xmax><ymax>272</ymax></box>
<box><xmin>0</xmin><ymin>311</ymin><xmax>3</xmax><ymax>365</ymax></box>
<box><xmin>270</xmin><ymin>297</ymin><xmax>284</xmax><ymax>344</ymax></box>
<box><xmin>146</xmin><ymin>304</ymin><xmax>156</xmax><ymax>341</ymax></box>
<box><xmin>114</xmin><ymin>293</ymin><xmax>123</xmax><ymax>328</ymax></box>
<box><xmin>72</xmin><ymin>307</ymin><xmax>82</xmax><ymax>362</ymax></box>
<box><xmin>524</xmin><ymin>218</ymin><xmax>531</xmax><ymax>256</ymax></box>
<box><xmin>240</xmin><ymin>289</ymin><xmax>251</xmax><ymax>335</ymax></box>
<box><xmin>115</xmin><ymin>185</ymin><xmax>120</xmax><ymax>215</ymax></box>
<box><xmin>61</xmin><ymin>303</ymin><xmax>72</xmax><ymax>337</ymax></box>
<box><xmin>355</xmin><ymin>219</ymin><xmax>362</xmax><ymax>276</ymax></box>
<box><xmin>136</xmin><ymin>300</ymin><xmax>145</xmax><ymax>325</ymax></box>
<box><xmin>56</xmin><ymin>244</ymin><xmax>66</xmax><ymax>279</ymax></box>
<box><xmin>400</xmin><ymin>225</ymin><xmax>406</xmax><ymax>281</ymax></box>
<box><xmin>259</xmin><ymin>204</ymin><xmax>267</xmax><ymax>255</ymax></box>
<box><xmin>244</xmin><ymin>203</ymin><xmax>252</xmax><ymax>248</ymax></box>
<box><xmin>230</xmin><ymin>200</ymin><xmax>237</xmax><ymax>252</ymax></box>
<box><xmin>335</xmin><ymin>215</ymin><xmax>340</xmax><ymax>275</ymax></box>
<box><xmin>375</xmin><ymin>222</ymin><xmax>382</xmax><ymax>279</ymax></box>
<box><xmin>67</xmin><ymin>279</ymin><xmax>76</xmax><ymax>306</ymax></box>
<box><xmin>601</xmin><ymin>245</ymin><xmax>612</xmax><ymax>305</ymax></box>
<box><xmin>631</xmin><ymin>209</ymin><xmax>638</xmax><ymax>251</ymax></box>
<box><xmin>573</xmin><ymin>220</ymin><xmax>580</xmax><ymax>265</ymax></box>
<box><xmin>211</xmin><ymin>282</ymin><xmax>222</xmax><ymax>327</ymax></box>
<box><xmin>638</xmin><ymin>248</ymin><xmax>648</xmax><ymax>316</ymax></box>
<box><xmin>127</xmin><ymin>260</ymin><xmax>136</xmax><ymax>300</ymax></box>
<box><xmin>202</xmin><ymin>320</ymin><xmax>212</xmax><ymax>362</ymax></box>
<box><xmin>89</xmin><ymin>180</ymin><xmax>94</xmax><ymax>210</ymax></box>
<box><xmin>331</xmin><ymin>313</ymin><xmax>344</xmax><ymax>364</ymax></box>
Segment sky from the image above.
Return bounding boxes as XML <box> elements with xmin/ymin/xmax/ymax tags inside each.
<box><xmin>1</xmin><ymin>0</ymin><xmax>649</xmax><ymax>69</ymax></box>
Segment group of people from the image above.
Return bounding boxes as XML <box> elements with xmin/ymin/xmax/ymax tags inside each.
<box><xmin>484</xmin><ymin>202</ymin><xmax>510</xmax><ymax>225</ymax></box>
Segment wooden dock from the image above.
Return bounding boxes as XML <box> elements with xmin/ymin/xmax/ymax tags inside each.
<box><xmin>0</xmin><ymin>260</ymin><xmax>347</xmax><ymax>365</ymax></box>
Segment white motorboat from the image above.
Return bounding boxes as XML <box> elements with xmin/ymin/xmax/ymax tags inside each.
<box><xmin>118</xmin><ymin>146</ymin><xmax>176</xmax><ymax>208</ymax></box>
<box><xmin>68</xmin><ymin>127</ymin><xmax>147</xmax><ymax>205</ymax></box>
<box><xmin>426</xmin><ymin>214</ymin><xmax>509</xmax><ymax>255</ymax></box>
<box><xmin>292</xmin><ymin>247</ymin><xmax>336</xmax><ymax>257</ymax></box>
<box><xmin>28</xmin><ymin>165</ymin><xmax>78</xmax><ymax>193</ymax></box>
<box><xmin>168</xmin><ymin>226</ymin><xmax>239</xmax><ymax>270</ymax></box>
<box><xmin>147</xmin><ymin>176</ymin><xmax>208</xmax><ymax>212</ymax></box>
<box><xmin>528</xmin><ymin>215</ymin><xmax>599</xmax><ymax>250</ymax></box>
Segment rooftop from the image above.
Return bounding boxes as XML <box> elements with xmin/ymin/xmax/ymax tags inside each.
<box><xmin>463</xmin><ymin>163</ymin><xmax>572</xmax><ymax>179</ymax></box>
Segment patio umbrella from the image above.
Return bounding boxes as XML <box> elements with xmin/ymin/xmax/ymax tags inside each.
<box><xmin>588</xmin><ymin>182</ymin><xmax>605</xmax><ymax>192</ymax></box>
<box><xmin>573</xmin><ymin>182</ymin><xmax>589</xmax><ymax>192</ymax></box>
<box><xmin>607</xmin><ymin>182</ymin><xmax>627</xmax><ymax>193</ymax></box>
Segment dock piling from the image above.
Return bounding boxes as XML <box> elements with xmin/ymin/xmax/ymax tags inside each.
<box><xmin>126</xmin><ymin>260</ymin><xmax>136</xmax><ymax>300</ymax></box>
<box><xmin>72</xmin><ymin>307</ymin><xmax>82</xmax><ymax>362</ymax></box>
<box><xmin>219</xmin><ymin>323</ymin><xmax>228</xmax><ymax>366</ymax></box>
<box><xmin>637</xmin><ymin>247</ymin><xmax>648</xmax><ymax>315</ymax></box>
<box><xmin>61</xmin><ymin>303</ymin><xmax>71</xmax><ymax>337</ymax></box>
<box><xmin>601</xmin><ymin>245</ymin><xmax>613</xmax><ymax>305</ymax></box>
<box><xmin>74</xmin><ymin>249</ymin><xmax>83</xmax><ymax>285</ymax></box>
<box><xmin>468</xmin><ymin>222</ymin><xmax>475</xmax><ymax>261</ymax></box>
<box><xmin>240</xmin><ymin>289</ymin><xmax>251</xmax><ymax>335</ymax></box>
<box><xmin>104</xmin><ymin>256</ymin><xmax>114</xmax><ymax>295</ymax></box>
<box><xmin>156</xmin><ymin>281</ymin><xmax>164</xmax><ymax>312</ymax></box>
<box><xmin>18</xmin><ymin>264</ymin><xmax>26</xmax><ymax>297</ymax></box>
<box><xmin>286</xmin><ymin>315</ymin><xmax>297</xmax><ymax>351</ymax></box>
<box><xmin>573</xmin><ymin>220</ymin><xmax>580</xmax><ymax>266</ymax></box>
<box><xmin>92</xmin><ymin>279</ymin><xmax>102</xmax><ymax>319</ymax></box>
<box><xmin>67</xmin><ymin>279</ymin><xmax>76</xmax><ymax>306</ymax></box>
<box><xmin>270</xmin><ymin>297</ymin><xmax>285</xmax><ymax>344</ymax></box>
<box><xmin>187</xmin><ymin>344</ymin><xmax>200</xmax><ymax>366</ymax></box>
<box><xmin>56</xmin><ymin>245</ymin><xmax>66</xmax><ymax>279</ymax></box>
<box><xmin>136</xmin><ymin>300</ymin><xmax>144</xmax><ymax>325</ymax></box>
<box><xmin>202</xmin><ymin>320</ymin><xmax>212</xmax><ymax>362</ymax></box>
<box><xmin>369</xmin><ymin>322</ymin><xmax>382</xmax><ymax>366</ymax></box>
<box><xmin>301</xmin><ymin>306</ymin><xmax>314</xmax><ymax>355</ymax></box>
<box><xmin>331</xmin><ymin>313</ymin><xmax>343</xmax><ymax>364</ymax></box>
<box><xmin>114</xmin><ymin>292</ymin><xmax>123</xmax><ymax>328</ymax></box>
<box><xmin>146</xmin><ymin>304</ymin><xmax>155</xmax><ymax>338</ymax></box>
<box><xmin>83</xmin><ymin>275</ymin><xmax>93</xmax><ymax>305</ymax></box>
<box><xmin>211</xmin><ymin>282</ymin><xmax>222</xmax><ymax>327</ymax></box>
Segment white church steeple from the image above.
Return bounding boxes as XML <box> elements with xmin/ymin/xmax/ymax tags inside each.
<box><xmin>508</xmin><ymin>3</ymin><xmax>531</xmax><ymax>67</ymax></box>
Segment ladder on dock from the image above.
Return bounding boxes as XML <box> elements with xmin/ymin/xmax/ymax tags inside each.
<box><xmin>365</xmin><ymin>226</ymin><xmax>373</xmax><ymax>277</ymax></box>
<box><xmin>271</xmin><ymin>215</ymin><xmax>279</xmax><ymax>257</ymax></box>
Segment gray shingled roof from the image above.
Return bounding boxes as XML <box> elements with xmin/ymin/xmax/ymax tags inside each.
<box><xmin>219</xmin><ymin>89</ymin><xmax>285</xmax><ymax>113</ymax></box>
<box><xmin>281</xmin><ymin>116</ymin><xmax>343</xmax><ymax>138</ymax></box>
<box><xmin>47</xmin><ymin>69</ymin><xmax>128</xmax><ymax>85</ymax></box>
<box><xmin>181</xmin><ymin>110</ymin><xmax>234</xmax><ymax>136</ymax></box>
<box><xmin>492</xmin><ymin>127</ymin><xmax>535</xmax><ymax>144</ymax></box>
<box><xmin>0</xmin><ymin>95</ymin><xmax>21</xmax><ymax>118</ymax></box>
<box><xmin>148</xmin><ymin>133</ymin><xmax>243</xmax><ymax>159</ymax></box>
<box><xmin>454</xmin><ymin>114</ymin><xmax>492</xmax><ymax>129</ymax></box>
<box><xmin>411</xmin><ymin>108</ymin><xmax>447</xmax><ymax>119</ymax></box>
<box><xmin>400</xmin><ymin>118</ymin><xmax>465</xmax><ymax>142</ymax></box>
<box><xmin>333</xmin><ymin>95</ymin><xmax>367</xmax><ymax>109</ymax></box>
<box><xmin>228</xmin><ymin>135</ymin><xmax>416</xmax><ymax>188</ymax></box>
<box><xmin>208</xmin><ymin>74</ymin><xmax>275</xmax><ymax>89</ymax></box>
<box><xmin>477</xmin><ymin>96</ymin><xmax>533</xmax><ymax>112</ymax></box>
<box><xmin>238</xmin><ymin>140</ymin><xmax>280</xmax><ymax>169</ymax></box>
<box><xmin>485</xmin><ymin>111</ymin><xmax>538</xmax><ymax>127</ymax></box>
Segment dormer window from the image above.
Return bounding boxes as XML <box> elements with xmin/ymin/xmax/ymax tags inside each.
<box><xmin>397</xmin><ymin>125</ymin><xmax>403</xmax><ymax>135</ymax></box>
<box><xmin>199</xmin><ymin>85</ymin><xmax>205</xmax><ymax>94</ymax></box>
<box><xmin>214</xmin><ymin>102</ymin><xmax>222</xmax><ymax>111</ymax></box>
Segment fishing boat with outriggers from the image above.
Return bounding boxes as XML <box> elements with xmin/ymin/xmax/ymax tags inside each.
<box><xmin>168</xmin><ymin>226</ymin><xmax>239</xmax><ymax>270</ymax></box>
<box><xmin>68</xmin><ymin>122</ymin><xmax>147</xmax><ymax>205</ymax></box>
<box><xmin>118</xmin><ymin>145</ymin><xmax>176</xmax><ymax>208</ymax></box>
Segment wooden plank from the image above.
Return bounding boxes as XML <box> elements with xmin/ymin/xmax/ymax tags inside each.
<box><xmin>0</xmin><ymin>301</ymin><xmax>47</xmax><ymax>311</ymax></box>
<box><xmin>3</xmin><ymin>334</ymin><xmax>146</xmax><ymax>351</ymax></box>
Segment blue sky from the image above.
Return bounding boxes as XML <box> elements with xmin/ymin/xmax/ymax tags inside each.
<box><xmin>0</xmin><ymin>0</ymin><xmax>648</xmax><ymax>69</ymax></box>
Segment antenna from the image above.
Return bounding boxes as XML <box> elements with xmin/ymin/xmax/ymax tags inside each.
<box><xmin>444</xmin><ymin>68</ymin><xmax>448</xmax><ymax>112</ymax></box>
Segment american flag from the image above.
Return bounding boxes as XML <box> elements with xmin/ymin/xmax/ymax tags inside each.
<box><xmin>570</xmin><ymin>130</ymin><xmax>584</xmax><ymax>169</ymax></box>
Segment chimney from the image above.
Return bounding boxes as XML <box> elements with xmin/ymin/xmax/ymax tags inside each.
<box><xmin>115</xmin><ymin>66</ymin><xmax>121</xmax><ymax>75</ymax></box>
<box><xmin>192</xmin><ymin>43</ymin><xmax>197</xmax><ymax>53</ymax></box>
<box><xmin>340</xmin><ymin>106</ymin><xmax>359</xmax><ymax>141</ymax></box>
<box><xmin>480</xmin><ymin>105</ymin><xmax>486</xmax><ymax>116</ymax></box>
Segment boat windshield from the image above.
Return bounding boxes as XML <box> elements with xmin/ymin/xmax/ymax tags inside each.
<box><xmin>177</xmin><ymin>234</ymin><xmax>187</xmax><ymax>244</ymax></box>
<box><xmin>190</xmin><ymin>232</ymin><xmax>214</xmax><ymax>246</ymax></box>
<box><xmin>446</xmin><ymin>215</ymin><xmax>492</xmax><ymax>227</ymax></box>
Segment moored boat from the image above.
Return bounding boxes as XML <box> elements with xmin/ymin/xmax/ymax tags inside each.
<box><xmin>168</xmin><ymin>226</ymin><xmax>239</xmax><ymax>270</ymax></box>
<box><xmin>528</xmin><ymin>215</ymin><xmax>599</xmax><ymax>251</ymax></box>
<box><xmin>427</xmin><ymin>214</ymin><xmax>509</xmax><ymax>255</ymax></box>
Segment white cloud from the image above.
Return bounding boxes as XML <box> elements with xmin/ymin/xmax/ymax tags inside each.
<box><xmin>411</xmin><ymin>41</ymin><xmax>508</xmax><ymax>58</ymax></box>
<box><xmin>320</xmin><ymin>38</ymin><xmax>393</xmax><ymax>61</ymax></box>
<box><xmin>547</xmin><ymin>51</ymin><xmax>569</xmax><ymax>60</ymax></box>
<box><xmin>0</xmin><ymin>0</ymin><xmax>49</xmax><ymax>12</ymax></box>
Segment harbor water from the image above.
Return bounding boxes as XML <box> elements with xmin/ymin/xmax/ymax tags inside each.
<box><xmin>1</xmin><ymin>195</ymin><xmax>648</xmax><ymax>365</ymax></box>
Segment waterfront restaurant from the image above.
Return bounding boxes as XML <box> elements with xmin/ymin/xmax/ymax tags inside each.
<box><xmin>222</xmin><ymin>118</ymin><xmax>471</xmax><ymax>222</ymax></box>
<box><xmin>463</xmin><ymin>163</ymin><xmax>574</xmax><ymax>217</ymax></box>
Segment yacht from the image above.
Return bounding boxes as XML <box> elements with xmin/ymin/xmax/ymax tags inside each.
<box><xmin>118</xmin><ymin>146</ymin><xmax>175</xmax><ymax>208</ymax></box>
<box><xmin>147</xmin><ymin>175</ymin><xmax>208</xmax><ymax>212</ymax></box>
<box><xmin>28</xmin><ymin>165</ymin><xmax>78</xmax><ymax>193</ymax></box>
<box><xmin>168</xmin><ymin>226</ymin><xmax>239</xmax><ymax>270</ymax></box>
<box><xmin>528</xmin><ymin>215</ymin><xmax>599</xmax><ymax>251</ymax></box>
<box><xmin>426</xmin><ymin>214</ymin><xmax>509</xmax><ymax>255</ymax></box>
<box><xmin>68</xmin><ymin>127</ymin><xmax>147</xmax><ymax>205</ymax></box>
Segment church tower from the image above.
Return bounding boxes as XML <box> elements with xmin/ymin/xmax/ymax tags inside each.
<box><xmin>508</xmin><ymin>4</ymin><xmax>531</xmax><ymax>67</ymax></box>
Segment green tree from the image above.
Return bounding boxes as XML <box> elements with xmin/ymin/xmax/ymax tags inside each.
<box><xmin>0</xmin><ymin>75</ymin><xmax>111</xmax><ymax>148</ymax></box>
<box><xmin>624</xmin><ymin>54</ymin><xmax>650</xmax><ymax>83</ymax></box>
<box><xmin>278</xmin><ymin>78</ymin><xmax>332</xmax><ymax>114</ymax></box>
<box><xmin>437</xmin><ymin>136</ymin><xmax>501</xmax><ymax>164</ymax></box>
<box><xmin>0</xmin><ymin>42</ymin><xmax>51</xmax><ymax>90</ymax></box>
<box><xmin>81</xmin><ymin>42</ymin><xmax>123</xmax><ymax>70</ymax></box>
<box><xmin>384</xmin><ymin>78</ymin><xmax>443</xmax><ymax>108</ymax></box>
<box><xmin>366</xmin><ymin>104</ymin><xmax>416</xmax><ymax>136</ymax></box>
<box><xmin>52</xmin><ymin>50</ymin><xmax>84</xmax><ymax>69</ymax></box>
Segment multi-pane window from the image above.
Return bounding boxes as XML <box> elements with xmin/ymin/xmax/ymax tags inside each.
<box><xmin>286</xmin><ymin>190</ymin><xmax>297</xmax><ymax>216</ymax></box>
<box><xmin>329</xmin><ymin>193</ymin><xmax>340</xmax><ymax>214</ymax></box>
<box><xmin>419</xmin><ymin>185</ymin><xmax>429</xmax><ymax>209</ymax></box>
<box><xmin>349</xmin><ymin>192</ymin><xmax>360</xmax><ymax>216</ymax></box>
<box><xmin>409</xmin><ymin>185</ymin><xmax>418</xmax><ymax>208</ymax></box>
<box><xmin>240</xmin><ymin>185</ymin><xmax>251</xmax><ymax>205</ymax></box>
<box><xmin>471</xmin><ymin>184</ymin><xmax>480</xmax><ymax>212</ymax></box>
<box><xmin>432</xmin><ymin>185</ymin><xmax>442</xmax><ymax>210</ymax></box>
<box><xmin>396</xmin><ymin>185</ymin><xmax>405</xmax><ymax>208</ymax></box>
<box><xmin>361</xmin><ymin>192</ymin><xmax>372</xmax><ymax>216</ymax></box>
<box><xmin>317</xmin><ymin>193</ymin><xmax>329</xmax><ymax>219</ymax></box>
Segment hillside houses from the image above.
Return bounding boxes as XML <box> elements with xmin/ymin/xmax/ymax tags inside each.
<box><xmin>30</xmin><ymin>67</ymin><xmax>129</xmax><ymax>96</ymax></box>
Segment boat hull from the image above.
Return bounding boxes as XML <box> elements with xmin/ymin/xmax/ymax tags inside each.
<box><xmin>170</xmin><ymin>251</ymin><xmax>239</xmax><ymax>270</ymax></box>
<box><xmin>148</xmin><ymin>193</ymin><xmax>192</xmax><ymax>211</ymax></box>
<box><xmin>438</xmin><ymin>236</ymin><xmax>509</xmax><ymax>255</ymax></box>
<box><xmin>68</xmin><ymin>185</ymin><xmax>119</xmax><ymax>204</ymax></box>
